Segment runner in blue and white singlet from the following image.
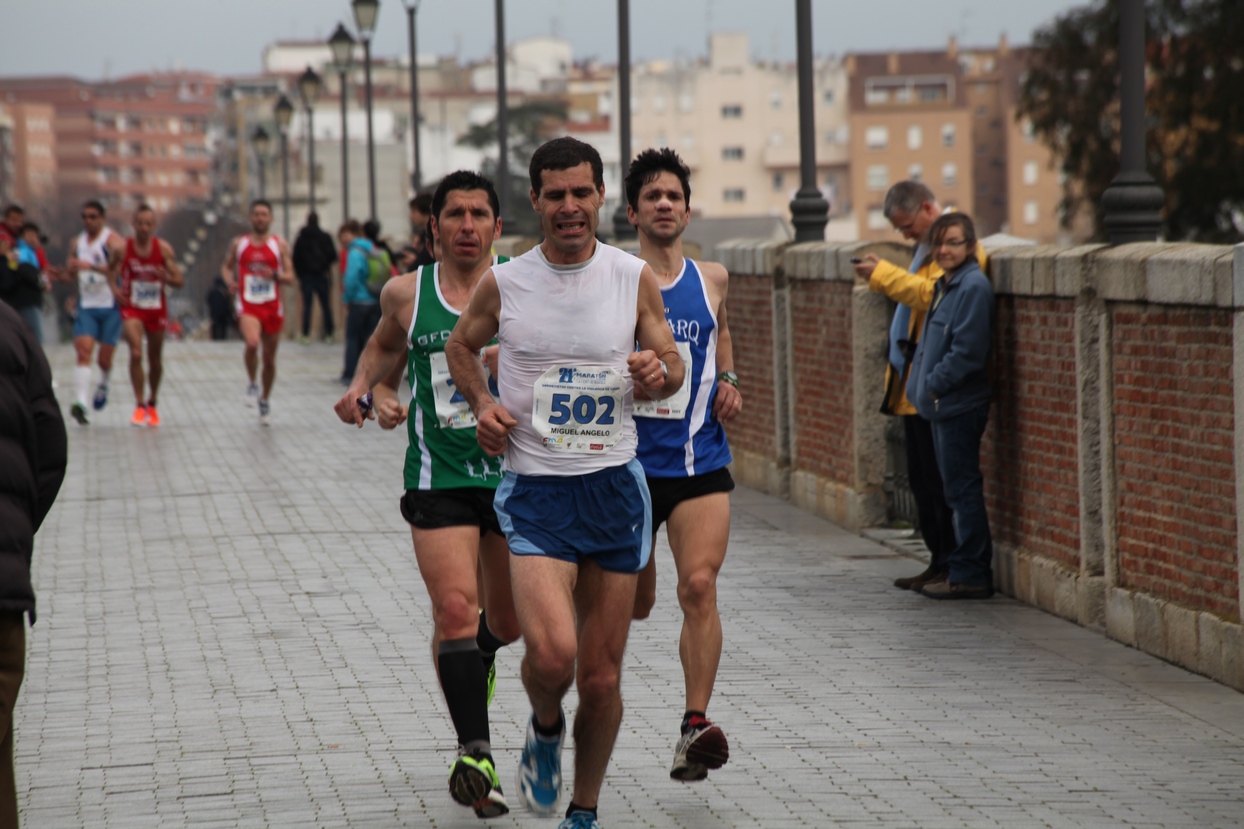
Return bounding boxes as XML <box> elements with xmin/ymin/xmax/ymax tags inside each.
<box><xmin>634</xmin><ymin>257</ymin><xmax>732</xmax><ymax>477</ymax></box>
<box><xmin>624</xmin><ymin>148</ymin><xmax>744</xmax><ymax>787</ymax></box>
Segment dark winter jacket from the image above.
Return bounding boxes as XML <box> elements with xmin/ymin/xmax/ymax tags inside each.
<box><xmin>0</xmin><ymin>301</ymin><xmax>67</xmax><ymax>623</ymax></box>
<box><xmin>906</xmin><ymin>257</ymin><xmax>994</xmax><ymax>422</ymax></box>
<box><xmin>292</xmin><ymin>224</ymin><xmax>338</xmax><ymax>280</ymax></box>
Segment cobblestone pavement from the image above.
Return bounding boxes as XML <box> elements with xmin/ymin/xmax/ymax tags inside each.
<box><xmin>19</xmin><ymin>340</ymin><xmax>1244</xmax><ymax>828</ymax></box>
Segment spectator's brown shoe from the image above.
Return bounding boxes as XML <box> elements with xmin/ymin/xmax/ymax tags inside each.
<box><xmin>921</xmin><ymin>582</ymin><xmax>994</xmax><ymax>600</ymax></box>
<box><xmin>893</xmin><ymin>565</ymin><xmax>948</xmax><ymax>591</ymax></box>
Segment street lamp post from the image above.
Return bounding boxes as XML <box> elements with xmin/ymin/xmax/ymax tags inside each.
<box><xmin>611</xmin><ymin>0</ymin><xmax>634</xmax><ymax>240</ymax></box>
<box><xmin>329</xmin><ymin>23</ymin><xmax>355</xmax><ymax>223</ymax></box>
<box><xmin>275</xmin><ymin>93</ymin><xmax>294</xmax><ymax>239</ymax></box>
<box><xmin>404</xmin><ymin>0</ymin><xmax>422</xmax><ymax>193</ymax></box>
<box><xmin>789</xmin><ymin>0</ymin><xmax>828</xmax><ymax>242</ymax></box>
<box><xmin>251</xmin><ymin>125</ymin><xmax>271</xmax><ymax>199</ymax></box>
<box><xmin>495</xmin><ymin>0</ymin><xmax>508</xmax><ymax>221</ymax></box>
<box><xmin>1100</xmin><ymin>0</ymin><xmax>1163</xmax><ymax>244</ymax></box>
<box><xmin>352</xmin><ymin>0</ymin><xmax>380</xmax><ymax>221</ymax></box>
<box><xmin>298</xmin><ymin>66</ymin><xmax>324</xmax><ymax>212</ymax></box>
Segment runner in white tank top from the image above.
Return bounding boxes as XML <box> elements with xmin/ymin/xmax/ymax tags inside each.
<box><xmin>64</xmin><ymin>200</ymin><xmax>126</xmax><ymax>425</ymax></box>
<box><xmin>445</xmin><ymin>138</ymin><xmax>684</xmax><ymax>828</ymax></box>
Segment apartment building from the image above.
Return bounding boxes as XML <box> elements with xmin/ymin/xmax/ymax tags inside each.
<box><xmin>629</xmin><ymin>33</ymin><xmax>850</xmax><ymax>230</ymax></box>
<box><xmin>0</xmin><ymin>73</ymin><xmax>219</xmax><ymax>222</ymax></box>
<box><xmin>0</xmin><ymin>102</ymin><xmax>57</xmax><ymax>218</ymax></box>
<box><xmin>848</xmin><ymin>38</ymin><xmax>1070</xmax><ymax>244</ymax></box>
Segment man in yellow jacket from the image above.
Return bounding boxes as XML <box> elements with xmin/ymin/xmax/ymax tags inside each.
<box><xmin>853</xmin><ymin>180</ymin><xmax>986</xmax><ymax>592</ymax></box>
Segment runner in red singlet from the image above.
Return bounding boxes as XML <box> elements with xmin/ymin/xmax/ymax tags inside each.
<box><xmin>116</xmin><ymin>204</ymin><xmax>183</xmax><ymax>427</ymax></box>
<box><xmin>220</xmin><ymin>199</ymin><xmax>294</xmax><ymax>425</ymax></box>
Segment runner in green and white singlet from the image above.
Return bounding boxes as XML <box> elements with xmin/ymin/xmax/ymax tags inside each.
<box><xmin>334</xmin><ymin>171</ymin><xmax>519</xmax><ymax>820</ymax></box>
<box><xmin>404</xmin><ymin>258</ymin><xmax>507</xmax><ymax>492</ymax></box>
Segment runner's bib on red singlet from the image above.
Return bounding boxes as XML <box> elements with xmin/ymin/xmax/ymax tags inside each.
<box><xmin>532</xmin><ymin>365</ymin><xmax>626</xmax><ymax>453</ymax></box>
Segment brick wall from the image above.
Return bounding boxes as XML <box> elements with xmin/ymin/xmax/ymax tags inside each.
<box><xmin>1111</xmin><ymin>305</ymin><xmax>1239</xmax><ymax>621</ymax></box>
<box><xmin>790</xmin><ymin>281</ymin><xmax>854</xmax><ymax>484</ymax></box>
<box><xmin>723</xmin><ymin>274</ymin><xmax>777</xmax><ymax>459</ymax></box>
<box><xmin>983</xmin><ymin>296</ymin><xmax>1082</xmax><ymax>571</ymax></box>
<box><xmin>715</xmin><ymin>239</ymin><xmax>1244</xmax><ymax>691</ymax></box>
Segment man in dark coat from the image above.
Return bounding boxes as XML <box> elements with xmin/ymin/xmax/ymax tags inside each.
<box><xmin>0</xmin><ymin>300</ymin><xmax>67</xmax><ymax>828</ymax></box>
<box><xmin>292</xmin><ymin>212</ymin><xmax>338</xmax><ymax>343</ymax></box>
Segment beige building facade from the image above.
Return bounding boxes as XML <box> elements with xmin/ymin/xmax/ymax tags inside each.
<box><xmin>629</xmin><ymin>33</ymin><xmax>851</xmax><ymax>233</ymax></box>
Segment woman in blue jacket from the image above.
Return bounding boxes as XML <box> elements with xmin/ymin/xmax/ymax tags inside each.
<box><xmin>906</xmin><ymin>213</ymin><xmax>995</xmax><ymax>600</ymax></box>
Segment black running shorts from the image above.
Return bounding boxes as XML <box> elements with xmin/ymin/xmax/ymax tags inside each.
<box><xmin>400</xmin><ymin>487</ymin><xmax>503</xmax><ymax>537</ymax></box>
<box><xmin>645</xmin><ymin>466</ymin><xmax>735</xmax><ymax>532</ymax></box>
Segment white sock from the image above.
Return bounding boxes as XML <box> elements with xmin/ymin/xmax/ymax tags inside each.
<box><xmin>75</xmin><ymin>366</ymin><xmax>92</xmax><ymax>407</ymax></box>
<box><xmin>98</xmin><ymin>368</ymin><xmax>111</xmax><ymax>388</ymax></box>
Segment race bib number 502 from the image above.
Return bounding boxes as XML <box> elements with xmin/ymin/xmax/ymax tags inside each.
<box><xmin>532</xmin><ymin>365</ymin><xmax>625</xmax><ymax>453</ymax></box>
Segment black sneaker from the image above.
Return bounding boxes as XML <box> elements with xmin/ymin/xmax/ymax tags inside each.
<box><xmin>670</xmin><ymin>716</ymin><xmax>729</xmax><ymax>782</ymax></box>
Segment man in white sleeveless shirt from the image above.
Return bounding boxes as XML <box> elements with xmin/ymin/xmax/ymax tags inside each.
<box><xmin>446</xmin><ymin>137</ymin><xmax>684</xmax><ymax>829</ymax></box>
<box><xmin>64</xmin><ymin>200</ymin><xmax>126</xmax><ymax>425</ymax></box>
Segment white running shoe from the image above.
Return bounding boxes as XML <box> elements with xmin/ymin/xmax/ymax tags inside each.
<box><xmin>245</xmin><ymin>382</ymin><xmax>259</xmax><ymax>406</ymax></box>
<box><xmin>258</xmin><ymin>399</ymin><xmax>271</xmax><ymax>426</ymax></box>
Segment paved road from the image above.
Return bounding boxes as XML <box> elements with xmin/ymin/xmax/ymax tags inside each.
<box><xmin>19</xmin><ymin>341</ymin><xmax>1244</xmax><ymax>828</ymax></box>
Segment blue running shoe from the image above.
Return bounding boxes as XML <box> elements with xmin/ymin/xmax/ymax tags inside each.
<box><xmin>92</xmin><ymin>382</ymin><xmax>109</xmax><ymax>411</ymax></box>
<box><xmin>516</xmin><ymin>711</ymin><xmax>564</xmax><ymax>816</ymax></box>
<box><xmin>559</xmin><ymin>811</ymin><xmax>602</xmax><ymax>829</ymax></box>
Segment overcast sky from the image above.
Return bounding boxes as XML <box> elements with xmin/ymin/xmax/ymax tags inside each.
<box><xmin>1</xmin><ymin>0</ymin><xmax>1090</xmax><ymax>79</ymax></box>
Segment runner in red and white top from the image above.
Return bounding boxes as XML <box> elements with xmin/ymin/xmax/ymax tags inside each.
<box><xmin>220</xmin><ymin>199</ymin><xmax>294</xmax><ymax>425</ymax></box>
<box><xmin>116</xmin><ymin>204</ymin><xmax>183</xmax><ymax>427</ymax></box>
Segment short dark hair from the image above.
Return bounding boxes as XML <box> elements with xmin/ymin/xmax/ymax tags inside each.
<box><xmin>305</xmin><ymin>211</ymin><xmax>319</xmax><ymax>226</ymax></box>
<box><xmin>363</xmin><ymin>219</ymin><xmax>382</xmax><ymax>241</ymax></box>
<box><xmin>431</xmin><ymin>170</ymin><xmax>500</xmax><ymax>222</ymax></box>
<box><xmin>883</xmin><ymin>180</ymin><xmax>935</xmax><ymax>220</ymax></box>
<box><xmin>339</xmin><ymin>219</ymin><xmax>362</xmax><ymax>236</ymax></box>
<box><xmin>624</xmin><ymin>147</ymin><xmax>691</xmax><ymax>210</ymax></box>
<box><xmin>529</xmin><ymin>136</ymin><xmax>604</xmax><ymax>195</ymax></box>
<box><xmin>928</xmin><ymin>212</ymin><xmax>977</xmax><ymax>252</ymax></box>
<box><xmin>134</xmin><ymin>203</ymin><xmax>155</xmax><ymax>216</ymax></box>
<box><xmin>250</xmin><ymin>199</ymin><xmax>273</xmax><ymax>213</ymax></box>
<box><xmin>19</xmin><ymin>222</ymin><xmax>40</xmax><ymax>237</ymax></box>
<box><xmin>409</xmin><ymin>192</ymin><xmax>433</xmax><ymax>214</ymax></box>
<box><xmin>3</xmin><ymin>204</ymin><xmax>23</xmax><ymax>218</ymax></box>
<box><xmin>83</xmin><ymin>199</ymin><xmax>106</xmax><ymax>216</ymax></box>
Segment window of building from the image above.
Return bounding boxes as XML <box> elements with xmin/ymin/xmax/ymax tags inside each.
<box><xmin>682</xmin><ymin>132</ymin><xmax>696</xmax><ymax>147</ymax></box>
<box><xmin>867</xmin><ymin>207</ymin><xmax>889</xmax><ymax>230</ymax></box>
<box><xmin>942</xmin><ymin>123</ymin><xmax>956</xmax><ymax>147</ymax></box>
<box><xmin>773</xmin><ymin>172</ymin><xmax>784</xmax><ymax>191</ymax></box>
<box><xmin>865</xmin><ymin>87</ymin><xmax>889</xmax><ymax>105</ymax></box>
<box><xmin>942</xmin><ymin>163</ymin><xmax>957</xmax><ymax>187</ymax></box>
<box><xmin>1024</xmin><ymin>200</ymin><xmax>1039</xmax><ymax>225</ymax></box>
<box><xmin>721</xmin><ymin>105</ymin><xmax>743</xmax><ymax>119</ymax></box>
<box><xmin>895</xmin><ymin>86</ymin><xmax>913</xmax><ymax>104</ymax></box>
<box><xmin>907</xmin><ymin>125</ymin><xmax>922</xmax><ymax>150</ymax></box>
<box><xmin>865</xmin><ymin>126</ymin><xmax>889</xmax><ymax>150</ymax></box>
<box><xmin>823</xmin><ymin>89</ymin><xmax>835</xmax><ymax>105</ymax></box>
<box><xmin>908</xmin><ymin>163</ymin><xmax>923</xmax><ymax>182</ymax></box>
<box><xmin>867</xmin><ymin>164</ymin><xmax>889</xmax><ymax>191</ymax></box>
<box><xmin>722</xmin><ymin>147</ymin><xmax>744</xmax><ymax>160</ymax></box>
<box><xmin>770</xmin><ymin>90</ymin><xmax>782</xmax><ymax>109</ymax></box>
<box><xmin>1023</xmin><ymin>120</ymin><xmax>1036</xmax><ymax>143</ymax></box>
<box><xmin>723</xmin><ymin>188</ymin><xmax>746</xmax><ymax>202</ymax></box>
<box><xmin>679</xmin><ymin>94</ymin><xmax>694</xmax><ymax>113</ymax></box>
<box><xmin>976</xmin><ymin>106</ymin><xmax>988</xmax><ymax>117</ymax></box>
<box><xmin>1023</xmin><ymin>160</ymin><xmax>1039</xmax><ymax>185</ymax></box>
<box><xmin>653</xmin><ymin>94</ymin><xmax>666</xmax><ymax>114</ymax></box>
<box><xmin>977</xmin><ymin>144</ymin><xmax>988</xmax><ymax>156</ymax></box>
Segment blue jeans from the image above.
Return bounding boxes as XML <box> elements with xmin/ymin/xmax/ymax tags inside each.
<box><xmin>342</xmin><ymin>302</ymin><xmax>382</xmax><ymax>382</ymax></box>
<box><xmin>931</xmin><ymin>403</ymin><xmax>993</xmax><ymax>587</ymax></box>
